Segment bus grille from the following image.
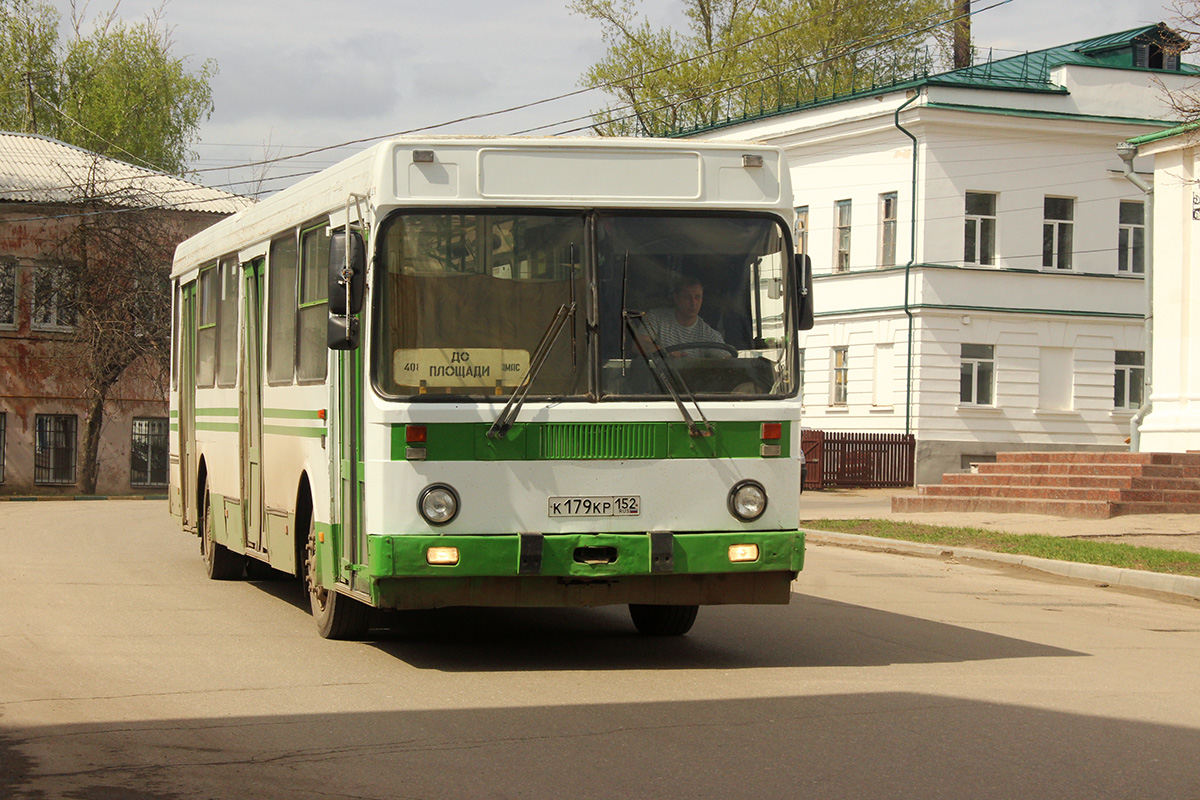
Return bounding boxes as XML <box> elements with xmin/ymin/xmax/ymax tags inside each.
<box><xmin>540</xmin><ymin>423</ymin><xmax>660</xmax><ymax>460</ymax></box>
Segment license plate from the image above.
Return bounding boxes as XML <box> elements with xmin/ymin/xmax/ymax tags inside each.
<box><xmin>548</xmin><ymin>495</ymin><xmax>640</xmax><ymax>517</ymax></box>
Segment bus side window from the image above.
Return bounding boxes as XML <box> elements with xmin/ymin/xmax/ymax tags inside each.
<box><xmin>267</xmin><ymin>232</ymin><xmax>298</xmax><ymax>385</ymax></box>
<box><xmin>215</xmin><ymin>257</ymin><xmax>239</xmax><ymax>388</ymax></box>
<box><xmin>297</xmin><ymin>225</ymin><xmax>331</xmax><ymax>383</ymax></box>
<box><xmin>196</xmin><ymin>264</ymin><xmax>217</xmax><ymax>387</ymax></box>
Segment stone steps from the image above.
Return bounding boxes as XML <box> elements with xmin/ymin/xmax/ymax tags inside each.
<box><xmin>892</xmin><ymin>451</ymin><xmax>1200</xmax><ymax>519</ymax></box>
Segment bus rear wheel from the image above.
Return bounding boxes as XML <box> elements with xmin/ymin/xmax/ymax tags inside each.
<box><xmin>201</xmin><ymin>487</ymin><xmax>245</xmax><ymax>580</ymax></box>
<box><xmin>628</xmin><ymin>604</ymin><xmax>699</xmax><ymax>636</ymax></box>
<box><xmin>304</xmin><ymin>517</ymin><xmax>371</xmax><ymax>640</ymax></box>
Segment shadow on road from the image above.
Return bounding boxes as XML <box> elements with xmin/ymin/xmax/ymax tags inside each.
<box><xmin>3</xmin><ymin>692</ymin><xmax>1195</xmax><ymax>799</ymax></box>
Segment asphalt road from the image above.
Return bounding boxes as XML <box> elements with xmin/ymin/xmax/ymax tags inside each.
<box><xmin>2</xmin><ymin>501</ymin><xmax>1199</xmax><ymax>799</ymax></box>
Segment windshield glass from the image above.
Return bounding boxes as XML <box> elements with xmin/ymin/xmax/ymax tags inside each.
<box><xmin>596</xmin><ymin>213</ymin><xmax>793</xmax><ymax>398</ymax></box>
<box><xmin>376</xmin><ymin>212</ymin><xmax>586</xmax><ymax>398</ymax></box>
<box><xmin>374</xmin><ymin>210</ymin><xmax>794</xmax><ymax>400</ymax></box>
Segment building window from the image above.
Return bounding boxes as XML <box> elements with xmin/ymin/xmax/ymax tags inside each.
<box><xmin>964</xmin><ymin>192</ymin><xmax>996</xmax><ymax>266</ymax></box>
<box><xmin>1114</xmin><ymin>350</ymin><xmax>1146</xmax><ymax>409</ymax></box>
<box><xmin>31</xmin><ymin>265</ymin><xmax>74</xmax><ymax>330</ymax></box>
<box><xmin>960</xmin><ymin>344</ymin><xmax>995</xmax><ymax>406</ymax></box>
<box><xmin>879</xmin><ymin>192</ymin><xmax>898</xmax><ymax>267</ymax></box>
<box><xmin>831</xmin><ymin>346</ymin><xmax>849</xmax><ymax>405</ymax></box>
<box><xmin>0</xmin><ymin>411</ymin><xmax>6</xmax><ymax>482</ymax></box>
<box><xmin>797</xmin><ymin>348</ymin><xmax>805</xmax><ymax>405</ymax></box>
<box><xmin>794</xmin><ymin>207</ymin><xmax>808</xmax><ymax>255</ymax></box>
<box><xmin>130</xmin><ymin>417</ymin><xmax>169</xmax><ymax>487</ymax></box>
<box><xmin>1118</xmin><ymin>201</ymin><xmax>1145</xmax><ymax>274</ymax></box>
<box><xmin>0</xmin><ymin>262</ymin><xmax>15</xmax><ymax>327</ymax></box>
<box><xmin>34</xmin><ymin>414</ymin><xmax>77</xmax><ymax>485</ymax></box>
<box><xmin>834</xmin><ymin>200</ymin><xmax>852</xmax><ymax>273</ymax></box>
<box><xmin>1042</xmin><ymin>197</ymin><xmax>1074</xmax><ymax>270</ymax></box>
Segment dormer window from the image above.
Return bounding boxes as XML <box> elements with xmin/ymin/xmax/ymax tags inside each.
<box><xmin>1135</xmin><ymin>41</ymin><xmax>1181</xmax><ymax>71</ymax></box>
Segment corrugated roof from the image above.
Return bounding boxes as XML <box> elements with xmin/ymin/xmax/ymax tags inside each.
<box><xmin>0</xmin><ymin>132</ymin><xmax>252</xmax><ymax>215</ymax></box>
<box><xmin>671</xmin><ymin>23</ymin><xmax>1198</xmax><ymax>137</ymax></box>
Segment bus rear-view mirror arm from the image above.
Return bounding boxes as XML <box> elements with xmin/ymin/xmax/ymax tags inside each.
<box><xmin>794</xmin><ymin>253</ymin><xmax>814</xmax><ymax>332</ymax></box>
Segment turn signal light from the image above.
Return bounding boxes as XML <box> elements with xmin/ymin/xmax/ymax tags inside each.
<box><xmin>426</xmin><ymin>546</ymin><xmax>460</xmax><ymax>565</ymax></box>
<box><xmin>729</xmin><ymin>544</ymin><xmax>760</xmax><ymax>563</ymax></box>
<box><xmin>761</xmin><ymin>422</ymin><xmax>782</xmax><ymax>440</ymax></box>
<box><xmin>407</xmin><ymin>425</ymin><xmax>427</xmax><ymax>443</ymax></box>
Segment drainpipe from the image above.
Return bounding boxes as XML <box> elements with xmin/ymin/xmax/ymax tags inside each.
<box><xmin>1116</xmin><ymin>140</ymin><xmax>1153</xmax><ymax>451</ymax></box>
<box><xmin>894</xmin><ymin>89</ymin><xmax>921</xmax><ymax>437</ymax></box>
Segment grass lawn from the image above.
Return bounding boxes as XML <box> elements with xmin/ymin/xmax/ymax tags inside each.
<box><xmin>800</xmin><ymin>518</ymin><xmax>1200</xmax><ymax>579</ymax></box>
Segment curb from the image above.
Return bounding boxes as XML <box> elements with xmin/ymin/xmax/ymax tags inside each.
<box><xmin>0</xmin><ymin>495</ymin><xmax>168</xmax><ymax>502</ymax></box>
<box><xmin>803</xmin><ymin>529</ymin><xmax>1200</xmax><ymax>601</ymax></box>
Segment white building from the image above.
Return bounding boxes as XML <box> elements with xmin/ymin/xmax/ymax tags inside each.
<box><xmin>686</xmin><ymin>24</ymin><xmax>1198</xmax><ymax>482</ymax></box>
<box><xmin>1123</xmin><ymin>122</ymin><xmax>1200</xmax><ymax>451</ymax></box>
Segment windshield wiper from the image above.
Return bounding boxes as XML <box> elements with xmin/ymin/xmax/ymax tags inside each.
<box><xmin>487</xmin><ymin>301</ymin><xmax>576</xmax><ymax>439</ymax></box>
<box><xmin>620</xmin><ymin>257</ymin><xmax>714</xmax><ymax>439</ymax></box>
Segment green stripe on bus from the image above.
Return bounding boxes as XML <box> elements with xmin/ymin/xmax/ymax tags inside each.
<box><xmin>263</xmin><ymin>424</ymin><xmax>327</xmax><ymax>438</ymax></box>
<box><xmin>391</xmin><ymin>420</ymin><xmax>790</xmax><ymax>461</ymax></box>
<box><xmin>264</xmin><ymin>408</ymin><xmax>325</xmax><ymax>419</ymax></box>
<box><xmin>196</xmin><ymin>407</ymin><xmax>238</xmax><ymax>417</ymax></box>
<box><xmin>195</xmin><ymin>421</ymin><xmax>238</xmax><ymax>432</ymax></box>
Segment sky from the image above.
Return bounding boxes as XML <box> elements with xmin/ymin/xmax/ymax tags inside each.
<box><xmin>41</xmin><ymin>0</ymin><xmax>1185</xmax><ymax>196</ymax></box>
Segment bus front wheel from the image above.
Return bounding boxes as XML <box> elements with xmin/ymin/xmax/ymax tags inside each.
<box><xmin>304</xmin><ymin>518</ymin><xmax>371</xmax><ymax>640</ymax></box>
<box><xmin>628</xmin><ymin>604</ymin><xmax>699</xmax><ymax>636</ymax></box>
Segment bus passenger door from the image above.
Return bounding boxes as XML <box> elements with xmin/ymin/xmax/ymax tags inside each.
<box><xmin>179</xmin><ymin>282</ymin><xmax>198</xmax><ymax>531</ymax></box>
<box><xmin>241</xmin><ymin>258</ymin><xmax>266</xmax><ymax>552</ymax></box>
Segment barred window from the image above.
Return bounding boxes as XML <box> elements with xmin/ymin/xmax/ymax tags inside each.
<box><xmin>34</xmin><ymin>414</ymin><xmax>77</xmax><ymax>485</ymax></box>
<box><xmin>130</xmin><ymin>417</ymin><xmax>169</xmax><ymax>487</ymax></box>
<box><xmin>0</xmin><ymin>262</ymin><xmax>15</xmax><ymax>326</ymax></box>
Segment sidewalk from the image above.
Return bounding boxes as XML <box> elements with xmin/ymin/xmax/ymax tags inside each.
<box><xmin>799</xmin><ymin>487</ymin><xmax>1200</xmax><ymax>555</ymax></box>
<box><xmin>798</xmin><ymin>487</ymin><xmax>1200</xmax><ymax>600</ymax></box>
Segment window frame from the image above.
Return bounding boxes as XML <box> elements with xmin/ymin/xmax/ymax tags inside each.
<box><xmin>0</xmin><ymin>261</ymin><xmax>16</xmax><ymax>328</ymax></box>
<box><xmin>1114</xmin><ymin>350</ymin><xmax>1146</xmax><ymax>410</ymax></box>
<box><xmin>879</xmin><ymin>192</ymin><xmax>898</xmax><ymax>267</ymax></box>
<box><xmin>1042</xmin><ymin>197</ymin><xmax>1074</xmax><ymax>270</ymax></box>
<box><xmin>34</xmin><ymin>413</ymin><xmax>77</xmax><ymax>485</ymax></box>
<box><xmin>130</xmin><ymin>417</ymin><xmax>170</xmax><ymax>488</ymax></box>
<box><xmin>964</xmin><ymin>192</ymin><xmax>997</xmax><ymax>266</ymax></box>
<box><xmin>31</xmin><ymin>264</ymin><xmax>74</xmax><ymax>332</ymax></box>
<box><xmin>831</xmin><ymin>345</ymin><xmax>849</xmax><ymax>406</ymax></box>
<box><xmin>959</xmin><ymin>343</ymin><xmax>996</xmax><ymax>406</ymax></box>
<box><xmin>1117</xmin><ymin>200</ymin><xmax>1145</xmax><ymax>274</ymax></box>
<box><xmin>834</xmin><ymin>200</ymin><xmax>852</xmax><ymax>273</ymax></box>
<box><xmin>214</xmin><ymin>256</ymin><xmax>240</xmax><ymax>388</ymax></box>
<box><xmin>296</xmin><ymin>223</ymin><xmax>331</xmax><ymax>384</ymax></box>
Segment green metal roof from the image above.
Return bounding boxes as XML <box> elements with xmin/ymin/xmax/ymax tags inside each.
<box><xmin>670</xmin><ymin>23</ymin><xmax>1196</xmax><ymax>137</ymax></box>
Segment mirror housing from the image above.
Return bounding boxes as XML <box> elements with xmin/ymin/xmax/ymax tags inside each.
<box><xmin>327</xmin><ymin>315</ymin><xmax>360</xmax><ymax>350</ymax></box>
<box><xmin>794</xmin><ymin>253</ymin><xmax>814</xmax><ymax>331</ymax></box>
<box><xmin>328</xmin><ymin>229</ymin><xmax>366</xmax><ymax>316</ymax></box>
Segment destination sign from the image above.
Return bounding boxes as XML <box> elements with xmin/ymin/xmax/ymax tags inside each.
<box><xmin>393</xmin><ymin>348</ymin><xmax>530</xmax><ymax>388</ymax></box>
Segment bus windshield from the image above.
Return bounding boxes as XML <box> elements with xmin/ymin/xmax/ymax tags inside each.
<box><xmin>375</xmin><ymin>210</ymin><xmax>794</xmax><ymax>400</ymax></box>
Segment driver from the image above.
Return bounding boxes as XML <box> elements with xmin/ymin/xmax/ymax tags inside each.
<box><xmin>643</xmin><ymin>275</ymin><xmax>728</xmax><ymax>358</ymax></box>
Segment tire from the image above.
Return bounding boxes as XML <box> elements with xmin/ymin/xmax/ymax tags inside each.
<box><xmin>304</xmin><ymin>515</ymin><xmax>371</xmax><ymax>640</ymax></box>
<box><xmin>201</xmin><ymin>487</ymin><xmax>245</xmax><ymax>580</ymax></box>
<box><xmin>628</xmin><ymin>604</ymin><xmax>700</xmax><ymax>636</ymax></box>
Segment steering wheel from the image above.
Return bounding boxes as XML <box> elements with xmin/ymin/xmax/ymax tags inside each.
<box><xmin>664</xmin><ymin>341</ymin><xmax>738</xmax><ymax>358</ymax></box>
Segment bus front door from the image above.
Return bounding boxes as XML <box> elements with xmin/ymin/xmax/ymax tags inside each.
<box><xmin>179</xmin><ymin>282</ymin><xmax>198</xmax><ymax>531</ymax></box>
<box><xmin>241</xmin><ymin>258</ymin><xmax>265</xmax><ymax>553</ymax></box>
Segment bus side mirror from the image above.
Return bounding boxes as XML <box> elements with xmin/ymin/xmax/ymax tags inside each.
<box><xmin>794</xmin><ymin>253</ymin><xmax>814</xmax><ymax>331</ymax></box>
<box><xmin>328</xmin><ymin>315</ymin><xmax>360</xmax><ymax>350</ymax></box>
<box><xmin>328</xmin><ymin>229</ymin><xmax>365</xmax><ymax>316</ymax></box>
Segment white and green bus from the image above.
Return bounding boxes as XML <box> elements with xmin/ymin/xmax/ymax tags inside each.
<box><xmin>169</xmin><ymin>137</ymin><xmax>814</xmax><ymax>639</ymax></box>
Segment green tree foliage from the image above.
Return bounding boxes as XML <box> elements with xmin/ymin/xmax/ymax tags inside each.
<box><xmin>570</xmin><ymin>0</ymin><xmax>958</xmax><ymax>136</ymax></box>
<box><xmin>0</xmin><ymin>0</ymin><xmax>215</xmax><ymax>175</ymax></box>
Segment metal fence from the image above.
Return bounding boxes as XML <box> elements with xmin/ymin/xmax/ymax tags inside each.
<box><xmin>801</xmin><ymin>430</ymin><xmax>915</xmax><ymax>490</ymax></box>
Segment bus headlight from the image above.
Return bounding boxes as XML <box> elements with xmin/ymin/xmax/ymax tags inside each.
<box><xmin>728</xmin><ymin>480</ymin><xmax>768</xmax><ymax>522</ymax></box>
<box><xmin>418</xmin><ymin>484</ymin><xmax>460</xmax><ymax>526</ymax></box>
